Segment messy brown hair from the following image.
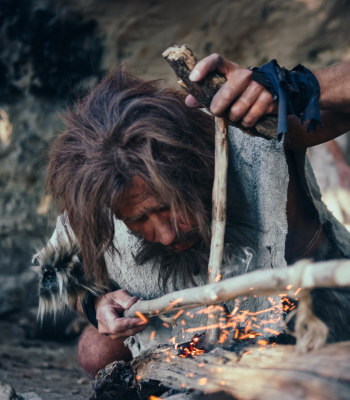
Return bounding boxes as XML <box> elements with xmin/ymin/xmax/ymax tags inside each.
<box><xmin>46</xmin><ymin>66</ymin><xmax>216</xmax><ymax>290</ymax></box>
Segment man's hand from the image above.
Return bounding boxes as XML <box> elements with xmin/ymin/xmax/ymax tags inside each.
<box><xmin>185</xmin><ymin>53</ymin><xmax>276</xmax><ymax>127</ymax></box>
<box><xmin>95</xmin><ymin>289</ymin><xmax>148</xmax><ymax>339</ymax></box>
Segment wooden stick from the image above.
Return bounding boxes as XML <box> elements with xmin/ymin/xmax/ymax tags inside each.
<box><xmin>205</xmin><ymin>116</ymin><xmax>229</xmax><ymax>347</ymax></box>
<box><xmin>163</xmin><ymin>45</ymin><xmax>230</xmax><ymax>347</ymax></box>
<box><xmin>125</xmin><ymin>259</ymin><xmax>350</xmax><ymax>318</ymax></box>
<box><xmin>208</xmin><ymin>117</ymin><xmax>229</xmax><ymax>284</ymax></box>
<box><xmin>162</xmin><ymin>44</ymin><xmax>278</xmax><ymax>140</ymax></box>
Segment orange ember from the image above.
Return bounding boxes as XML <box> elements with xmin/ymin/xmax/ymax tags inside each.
<box><xmin>173</xmin><ymin>295</ymin><xmax>297</xmax><ymax>359</ymax></box>
<box><xmin>178</xmin><ymin>334</ymin><xmax>205</xmax><ymax>358</ymax></box>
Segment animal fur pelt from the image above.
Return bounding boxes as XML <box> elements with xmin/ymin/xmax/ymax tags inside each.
<box><xmin>33</xmin><ymin>239</ymin><xmax>100</xmax><ymax>321</ymax></box>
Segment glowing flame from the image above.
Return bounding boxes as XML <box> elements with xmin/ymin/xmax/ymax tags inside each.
<box><xmin>178</xmin><ymin>334</ymin><xmax>205</xmax><ymax>358</ymax></box>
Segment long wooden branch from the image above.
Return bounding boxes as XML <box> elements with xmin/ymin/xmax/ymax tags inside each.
<box><xmin>92</xmin><ymin>342</ymin><xmax>350</xmax><ymax>400</ymax></box>
<box><xmin>206</xmin><ymin>116</ymin><xmax>228</xmax><ymax>346</ymax></box>
<box><xmin>208</xmin><ymin>117</ymin><xmax>228</xmax><ymax>283</ymax></box>
<box><xmin>163</xmin><ymin>45</ymin><xmax>231</xmax><ymax>347</ymax></box>
<box><xmin>162</xmin><ymin>44</ymin><xmax>278</xmax><ymax>140</ymax></box>
<box><xmin>125</xmin><ymin>259</ymin><xmax>350</xmax><ymax>318</ymax></box>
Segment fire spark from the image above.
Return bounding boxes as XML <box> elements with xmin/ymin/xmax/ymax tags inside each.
<box><xmin>178</xmin><ymin>334</ymin><xmax>206</xmax><ymax>358</ymax></box>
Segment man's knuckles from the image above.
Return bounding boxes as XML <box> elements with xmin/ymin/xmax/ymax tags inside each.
<box><xmin>98</xmin><ymin>316</ymin><xmax>147</xmax><ymax>337</ymax></box>
<box><xmin>241</xmin><ymin>98</ymin><xmax>271</xmax><ymax>127</ymax></box>
<box><xmin>211</xmin><ymin>86</ymin><xmax>235</xmax><ymax>115</ymax></box>
<box><xmin>194</xmin><ymin>53</ymin><xmax>225</xmax><ymax>74</ymax></box>
<box><xmin>107</xmin><ymin>324</ymin><xmax>146</xmax><ymax>340</ymax></box>
<box><xmin>106</xmin><ymin>289</ymin><xmax>138</xmax><ymax>309</ymax></box>
<box><xmin>229</xmin><ymin>100</ymin><xmax>251</xmax><ymax>121</ymax></box>
<box><xmin>191</xmin><ymin>53</ymin><xmax>238</xmax><ymax>82</ymax></box>
<box><xmin>112</xmin><ymin>317</ymin><xmax>145</xmax><ymax>331</ymax></box>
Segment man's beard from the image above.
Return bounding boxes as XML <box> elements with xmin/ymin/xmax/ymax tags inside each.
<box><xmin>133</xmin><ymin>230</ymin><xmax>210</xmax><ymax>291</ymax></box>
<box><xmin>131</xmin><ymin>222</ymin><xmax>257</xmax><ymax>292</ymax></box>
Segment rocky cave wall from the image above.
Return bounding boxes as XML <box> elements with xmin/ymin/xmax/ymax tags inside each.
<box><xmin>1</xmin><ymin>0</ymin><xmax>350</xmax><ymax>321</ymax></box>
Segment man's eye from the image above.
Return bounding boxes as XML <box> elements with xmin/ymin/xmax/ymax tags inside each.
<box><xmin>136</xmin><ymin>214</ymin><xmax>148</xmax><ymax>222</ymax></box>
<box><xmin>126</xmin><ymin>214</ymin><xmax>148</xmax><ymax>224</ymax></box>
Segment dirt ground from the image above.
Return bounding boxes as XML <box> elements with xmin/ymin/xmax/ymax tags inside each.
<box><xmin>0</xmin><ymin>319</ymin><xmax>92</xmax><ymax>400</ymax></box>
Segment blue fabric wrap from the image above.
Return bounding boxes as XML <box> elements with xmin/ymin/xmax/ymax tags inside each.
<box><xmin>251</xmin><ymin>60</ymin><xmax>321</xmax><ymax>139</ymax></box>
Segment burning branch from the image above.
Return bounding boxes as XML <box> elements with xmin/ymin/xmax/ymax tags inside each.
<box><xmin>125</xmin><ymin>259</ymin><xmax>350</xmax><ymax>350</ymax></box>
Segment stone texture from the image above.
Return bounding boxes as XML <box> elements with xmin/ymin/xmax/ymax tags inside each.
<box><xmin>0</xmin><ymin>0</ymin><xmax>104</xmax><ymax>318</ymax></box>
<box><xmin>0</xmin><ymin>380</ymin><xmax>19</xmax><ymax>400</ymax></box>
<box><xmin>18</xmin><ymin>393</ymin><xmax>42</xmax><ymax>400</ymax></box>
<box><xmin>0</xmin><ymin>271</ymin><xmax>37</xmax><ymax>316</ymax></box>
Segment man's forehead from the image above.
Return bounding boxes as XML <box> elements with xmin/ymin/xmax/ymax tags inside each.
<box><xmin>126</xmin><ymin>176</ymin><xmax>154</xmax><ymax>202</ymax></box>
<box><xmin>117</xmin><ymin>176</ymin><xmax>159</xmax><ymax>218</ymax></box>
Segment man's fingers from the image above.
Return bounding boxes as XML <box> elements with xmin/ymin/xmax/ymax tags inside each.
<box><xmin>210</xmin><ymin>83</ymin><xmax>239</xmax><ymax>116</ymax></box>
<box><xmin>189</xmin><ymin>53</ymin><xmax>234</xmax><ymax>82</ymax></box>
<box><xmin>98</xmin><ymin>316</ymin><xmax>148</xmax><ymax>335</ymax></box>
<box><xmin>112</xmin><ymin>317</ymin><xmax>148</xmax><ymax>332</ymax></box>
<box><xmin>208</xmin><ymin>65</ymin><xmax>252</xmax><ymax>116</ymax></box>
<box><xmin>241</xmin><ymin>90</ymin><xmax>275</xmax><ymax>127</ymax></box>
<box><xmin>107</xmin><ymin>324</ymin><xmax>148</xmax><ymax>340</ymax></box>
<box><xmin>227</xmin><ymin>81</ymin><xmax>263</xmax><ymax>121</ymax></box>
<box><xmin>185</xmin><ymin>94</ymin><xmax>202</xmax><ymax>108</ymax></box>
<box><xmin>110</xmin><ymin>289</ymin><xmax>139</xmax><ymax>310</ymax></box>
<box><xmin>186</xmin><ymin>52</ymin><xmax>277</xmax><ymax>125</ymax></box>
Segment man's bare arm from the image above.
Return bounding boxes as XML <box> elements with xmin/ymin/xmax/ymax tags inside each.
<box><xmin>314</xmin><ymin>62</ymin><xmax>350</xmax><ymax>113</ymax></box>
<box><xmin>286</xmin><ymin>61</ymin><xmax>350</xmax><ymax>148</ymax></box>
<box><xmin>286</xmin><ymin>111</ymin><xmax>350</xmax><ymax>149</ymax></box>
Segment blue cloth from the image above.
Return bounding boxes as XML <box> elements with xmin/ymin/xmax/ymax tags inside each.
<box><xmin>251</xmin><ymin>60</ymin><xmax>321</xmax><ymax>139</ymax></box>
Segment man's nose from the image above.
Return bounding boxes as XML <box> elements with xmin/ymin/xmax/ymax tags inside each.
<box><xmin>149</xmin><ymin>214</ymin><xmax>175</xmax><ymax>246</ymax></box>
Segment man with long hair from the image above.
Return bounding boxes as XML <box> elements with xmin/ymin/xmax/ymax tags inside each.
<box><xmin>37</xmin><ymin>54</ymin><xmax>350</xmax><ymax>377</ymax></box>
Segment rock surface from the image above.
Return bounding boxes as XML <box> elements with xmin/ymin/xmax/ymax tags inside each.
<box><xmin>0</xmin><ymin>380</ymin><xmax>19</xmax><ymax>400</ymax></box>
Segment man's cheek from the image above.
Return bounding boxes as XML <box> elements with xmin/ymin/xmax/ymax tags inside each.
<box><xmin>178</xmin><ymin>218</ymin><xmax>196</xmax><ymax>232</ymax></box>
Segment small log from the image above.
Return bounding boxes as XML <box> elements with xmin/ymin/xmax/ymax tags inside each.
<box><xmin>92</xmin><ymin>342</ymin><xmax>350</xmax><ymax>400</ymax></box>
<box><xmin>162</xmin><ymin>44</ymin><xmax>278</xmax><ymax>140</ymax></box>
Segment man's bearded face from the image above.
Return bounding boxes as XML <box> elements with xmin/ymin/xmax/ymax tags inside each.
<box><xmin>117</xmin><ymin>176</ymin><xmax>199</xmax><ymax>252</ymax></box>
